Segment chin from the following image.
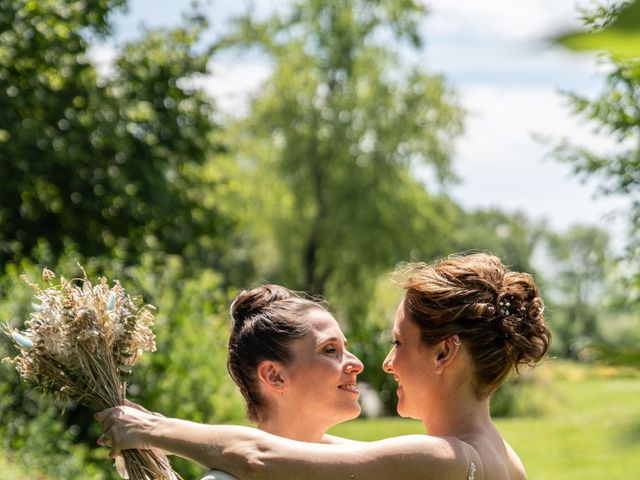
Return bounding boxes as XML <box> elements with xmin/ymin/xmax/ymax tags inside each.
<box><xmin>396</xmin><ymin>403</ymin><xmax>419</xmax><ymax>420</ymax></box>
<box><xmin>396</xmin><ymin>400</ymin><xmax>407</xmax><ymax>417</ymax></box>
<box><xmin>350</xmin><ymin>404</ymin><xmax>362</xmax><ymax>418</ymax></box>
<box><xmin>339</xmin><ymin>404</ymin><xmax>361</xmax><ymax>422</ymax></box>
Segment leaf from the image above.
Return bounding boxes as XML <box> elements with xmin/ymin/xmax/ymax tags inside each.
<box><xmin>554</xmin><ymin>0</ymin><xmax>640</xmax><ymax>59</ymax></box>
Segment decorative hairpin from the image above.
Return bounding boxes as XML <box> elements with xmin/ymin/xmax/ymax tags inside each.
<box><xmin>497</xmin><ymin>296</ymin><xmax>525</xmax><ymax>318</ymax></box>
<box><xmin>498</xmin><ymin>299</ymin><xmax>511</xmax><ymax>317</ymax></box>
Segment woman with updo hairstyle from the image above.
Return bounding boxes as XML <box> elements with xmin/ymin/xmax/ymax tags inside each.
<box><xmin>226</xmin><ymin>284</ymin><xmax>364</xmax><ymax>435</ymax></box>
<box><xmin>396</xmin><ymin>252</ymin><xmax>550</xmax><ymax>398</ymax></box>
<box><xmin>96</xmin><ymin>254</ymin><xmax>550</xmax><ymax>480</ymax></box>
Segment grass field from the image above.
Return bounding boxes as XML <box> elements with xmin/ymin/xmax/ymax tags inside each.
<box><xmin>330</xmin><ymin>360</ymin><xmax>640</xmax><ymax>480</ymax></box>
<box><xmin>3</xmin><ymin>360</ymin><xmax>640</xmax><ymax>479</ymax></box>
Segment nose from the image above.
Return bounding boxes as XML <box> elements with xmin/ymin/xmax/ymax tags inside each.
<box><xmin>382</xmin><ymin>348</ymin><xmax>394</xmax><ymax>373</ymax></box>
<box><xmin>344</xmin><ymin>350</ymin><xmax>364</xmax><ymax>374</ymax></box>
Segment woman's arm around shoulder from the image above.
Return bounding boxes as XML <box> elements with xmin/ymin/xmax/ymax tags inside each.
<box><xmin>152</xmin><ymin>418</ymin><xmax>476</xmax><ymax>480</ymax></box>
<box><xmin>95</xmin><ymin>407</ymin><xmax>478</xmax><ymax>480</ymax></box>
<box><xmin>319</xmin><ymin>433</ymin><xmax>366</xmax><ymax>445</ymax></box>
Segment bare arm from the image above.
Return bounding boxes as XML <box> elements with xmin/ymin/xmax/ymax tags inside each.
<box><xmin>319</xmin><ymin>433</ymin><xmax>367</xmax><ymax>445</ymax></box>
<box><xmin>96</xmin><ymin>407</ymin><xmax>474</xmax><ymax>480</ymax></box>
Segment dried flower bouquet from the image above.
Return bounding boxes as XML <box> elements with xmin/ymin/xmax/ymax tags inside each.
<box><xmin>2</xmin><ymin>267</ymin><xmax>178</xmax><ymax>479</ymax></box>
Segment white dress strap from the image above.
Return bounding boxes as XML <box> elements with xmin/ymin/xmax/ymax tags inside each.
<box><xmin>201</xmin><ymin>470</ymin><xmax>239</xmax><ymax>480</ymax></box>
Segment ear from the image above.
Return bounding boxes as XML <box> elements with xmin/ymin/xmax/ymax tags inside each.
<box><xmin>256</xmin><ymin>360</ymin><xmax>288</xmax><ymax>394</ymax></box>
<box><xmin>434</xmin><ymin>335</ymin><xmax>461</xmax><ymax>374</ymax></box>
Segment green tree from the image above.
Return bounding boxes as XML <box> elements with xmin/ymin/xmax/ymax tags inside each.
<box><xmin>450</xmin><ymin>208</ymin><xmax>545</xmax><ymax>274</ymax></box>
<box><xmin>553</xmin><ymin>2</ymin><xmax>640</xmax><ymax>285</ymax></box>
<box><xmin>552</xmin><ymin>0</ymin><xmax>640</xmax><ymax>365</ymax></box>
<box><xmin>0</xmin><ymin>1</ymin><xmax>251</xmax><ymax>477</ymax></box>
<box><xmin>0</xmin><ymin>0</ymin><xmax>233</xmax><ymax>271</ymax></box>
<box><xmin>542</xmin><ymin>225</ymin><xmax>610</xmax><ymax>358</ymax></box>
<box><xmin>224</xmin><ymin>0</ymin><xmax>463</xmax><ymax>319</ymax></box>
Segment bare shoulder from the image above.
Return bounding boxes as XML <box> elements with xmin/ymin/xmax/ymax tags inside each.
<box><xmin>260</xmin><ymin>433</ymin><xmax>479</xmax><ymax>480</ymax></box>
<box><xmin>503</xmin><ymin>439</ymin><xmax>527</xmax><ymax>480</ymax></box>
<box><xmin>363</xmin><ymin>434</ymin><xmax>476</xmax><ymax>479</ymax></box>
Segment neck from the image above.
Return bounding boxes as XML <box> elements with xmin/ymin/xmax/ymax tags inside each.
<box><xmin>258</xmin><ymin>416</ymin><xmax>327</xmax><ymax>443</ymax></box>
<box><xmin>421</xmin><ymin>385</ymin><xmax>493</xmax><ymax>438</ymax></box>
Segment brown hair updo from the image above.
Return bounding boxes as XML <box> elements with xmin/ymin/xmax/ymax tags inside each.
<box><xmin>399</xmin><ymin>253</ymin><xmax>551</xmax><ymax>397</ymax></box>
<box><xmin>227</xmin><ymin>284</ymin><xmax>327</xmax><ymax>422</ymax></box>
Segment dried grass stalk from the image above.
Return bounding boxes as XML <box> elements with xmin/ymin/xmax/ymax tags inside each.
<box><xmin>2</xmin><ymin>266</ymin><xmax>179</xmax><ymax>480</ymax></box>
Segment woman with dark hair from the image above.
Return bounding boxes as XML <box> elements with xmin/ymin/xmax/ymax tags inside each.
<box><xmin>224</xmin><ymin>284</ymin><xmax>364</xmax><ymax>442</ymax></box>
<box><xmin>97</xmin><ymin>253</ymin><xmax>550</xmax><ymax>480</ymax></box>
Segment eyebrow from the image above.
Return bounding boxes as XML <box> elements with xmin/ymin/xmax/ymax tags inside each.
<box><xmin>316</xmin><ymin>336</ymin><xmax>348</xmax><ymax>347</ymax></box>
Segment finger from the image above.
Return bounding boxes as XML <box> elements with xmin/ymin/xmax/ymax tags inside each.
<box><xmin>100</xmin><ymin>414</ymin><xmax>119</xmax><ymax>432</ymax></box>
<box><xmin>114</xmin><ymin>455</ymin><xmax>129</xmax><ymax>479</ymax></box>
<box><xmin>94</xmin><ymin>408</ymin><xmax>115</xmax><ymax>424</ymax></box>
<box><xmin>97</xmin><ymin>432</ymin><xmax>112</xmax><ymax>447</ymax></box>
<box><xmin>109</xmin><ymin>444</ymin><xmax>122</xmax><ymax>459</ymax></box>
<box><xmin>124</xmin><ymin>398</ymin><xmax>150</xmax><ymax>414</ymax></box>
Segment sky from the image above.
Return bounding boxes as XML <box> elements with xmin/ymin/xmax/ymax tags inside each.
<box><xmin>100</xmin><ymin>0</ymin><xmax>632</xmax><ymax>248</ymax></box>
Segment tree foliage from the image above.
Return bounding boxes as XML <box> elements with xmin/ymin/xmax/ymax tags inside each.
<box><xmin>0</xmin><ymin>0</ymin><xmax>232</xmax><ymax>269</ymax></box>
<box><xmin>0</xmin><ymin>1</ymin><xmax>251</xmax><ymax>477</ymax></box>
<box><xmin>555</xmin><ymin>0</ymin><xmax>640</xmax><ymax>59</ymax></box>
<box><xmin>224</xmin><ymin>0</ymin><xmax>463</xmax><ymax>326</ymax></box>
<box><xmin>0</xmin><ymin>247</ymin><xmax>246</xmax><ymax>479</ymax></box>
<box><xmin>553</xmin><ymin>5</ymin><xmax>640</xmax><ymax>308</ymax></box>
<box><xmin>541</xmin><ymin>225</ymin><xmax>610</xmax><ymax>358</ymax></box>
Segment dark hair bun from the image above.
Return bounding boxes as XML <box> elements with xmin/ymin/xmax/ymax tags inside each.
<box><xmin>499</xmin><ymin>272</ymin><xmax>550</xmax><ymax>367</ymax></box>
<box><xmin>230</xmin><ymin>284</ymin><xmax>292</xmax><ymax>326</ymax></box>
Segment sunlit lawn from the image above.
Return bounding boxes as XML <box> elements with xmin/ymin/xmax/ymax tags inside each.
<box><xmin>3</xmin><ymin>361</ymin><xmax>639</xmax><ymax>479</ymax></box>
<box><xmin>330</xmin><ymin>361</ymin><xmax>640</xmax><ymax>480</ymax></box>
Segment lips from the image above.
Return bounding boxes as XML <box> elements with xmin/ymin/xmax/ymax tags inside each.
<box><xmin>338</xmin><ymin>381</ymin><xmax>359</xmax><ymax>394</ymax></box>
<box><xmin>394</xmin><ymin>376</ymin><xmax>403</xmax><ymax>393</ymax></box>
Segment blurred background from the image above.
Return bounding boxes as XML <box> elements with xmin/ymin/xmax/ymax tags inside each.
<box><xmin>1</xmin><ymin>0</ymin><xmax>639</xmax><ymax>478</ymax></box>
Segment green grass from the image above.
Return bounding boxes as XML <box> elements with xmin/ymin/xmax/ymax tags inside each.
<box><xmin>330</xmin><ymin>361</ymin><xmax>640</xmax><ymax>480</ymax></box>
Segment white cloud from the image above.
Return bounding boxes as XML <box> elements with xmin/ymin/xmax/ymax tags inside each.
<box><xmin>448</xmin><ymin>84</ymin><xmax>629</xmax><ymax>238</ymax></box>
<box><xmin>424</xmin><ymin>0</ymin><xmax>583</xmax><ymax>40</ymax></box>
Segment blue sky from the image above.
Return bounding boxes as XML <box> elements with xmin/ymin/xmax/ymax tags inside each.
<box><xmin>100</xmin><ymin>0</ymin><xmax>631</xmax><ymax>247</ymax></box>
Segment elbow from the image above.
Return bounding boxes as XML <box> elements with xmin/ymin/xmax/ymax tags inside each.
<box><xmin>225</xmin><ymin>440</ymin><xmax>269</xmax><ymax>480</ymax></box>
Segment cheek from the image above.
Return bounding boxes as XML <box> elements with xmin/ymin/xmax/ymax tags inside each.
<box><xmin>300</xmin><ymin>359</ymin><xmax>341</xmax><ymax>385</ymax></box>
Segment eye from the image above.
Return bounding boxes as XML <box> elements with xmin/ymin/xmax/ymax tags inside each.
<box><xmin>390</xmin><ymin>339</ymin><xmax>400</xmax><ymax>347</ymax></box>
<box><xmin>323</xmin><ymin>344</ymin><xmax>337</xmax><ymax>354</ymax></box>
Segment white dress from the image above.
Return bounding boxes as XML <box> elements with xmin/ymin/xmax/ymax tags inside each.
<box><xmin>200</xmin><ymin>470</ymin><xmax>239</xmax><ymax>480</ymax></box>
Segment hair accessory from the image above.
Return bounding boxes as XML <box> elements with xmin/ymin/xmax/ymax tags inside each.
<box><xmin>498</xmin><ymin>300</ymin><xmax>510</xmax><ymax>317</ymax></box>
<box><xmin>497</xmin><ymin>296</ymin><xmax>518</xmax><ymax>317</ymax></box>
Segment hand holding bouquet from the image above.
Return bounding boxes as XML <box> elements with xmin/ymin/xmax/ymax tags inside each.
<box><xmin>2</xmin><ymin>267</ymin><xmax>179</xmax><ymax>479</ymax></box>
